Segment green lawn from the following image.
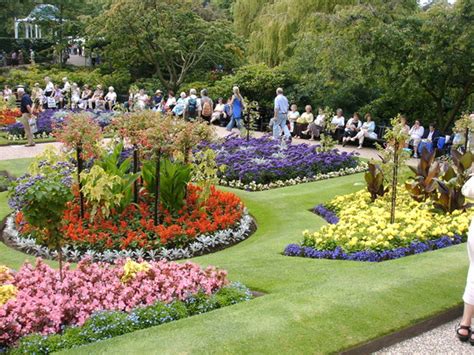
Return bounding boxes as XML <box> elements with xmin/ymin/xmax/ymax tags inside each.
<box><xmin>0</xmin><ymin>158</ymin><xmax>467</xmax><ymax>354</ymax></box>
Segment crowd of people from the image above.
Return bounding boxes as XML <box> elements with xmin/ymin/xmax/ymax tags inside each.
<box><xmin>0</xmin><ymin>49</ymin><xmax>35</xmax><ymax>67</ymax></box>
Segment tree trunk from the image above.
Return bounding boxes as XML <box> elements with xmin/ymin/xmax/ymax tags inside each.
<box><xmin>390</xmin><ymin>143</ymin><xmax>399</xmax><ymax>224</ymax></box>
<box><xmin>76</xmin><ymin>144</ymin><xmax>85</xmax><ymax>219</ymax></box>
<box><xmin>58</xmin><ymin>3</ymin><xmax>64</xmax><ymax>68</ymax></box>
<box><xmin>133</xmin><ymin>144</ymin><xmax>139</xmax><ymax>204</ymax></box>
<box><xmin>153</xmin><ymin>151</ymin><xmax>161</xmax><ymax>226</ymax></box>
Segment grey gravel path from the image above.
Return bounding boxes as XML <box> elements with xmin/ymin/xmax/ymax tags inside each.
<box><xmin>375</xmin><ymin>319</ymin><xmax>474</xmax><ymax>354</ymax></box>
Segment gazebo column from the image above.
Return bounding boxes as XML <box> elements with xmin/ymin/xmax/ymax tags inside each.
<box><xmin>14</xmin><ymin>20</ymin><xmax>19</xmax><ymax>39</ymax></box>
<box><xmin>35</xmin><ymin>25</ymin><xmax>39</xmax><ymax>39</ymax></box>
<box><xmin>25</xmin><ymin>24</ymin><xmax>29</xmax><ymax>39</ymax></box>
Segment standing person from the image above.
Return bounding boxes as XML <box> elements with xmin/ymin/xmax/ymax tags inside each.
<box><xmin>272</xmin><ymin>87</ymin><xmax>291</xmax><ymax>141</ymax></box>
<box><xmin>457</xmin><ymin>177</ymin><xmax>474</xmax><ymax>344</ymax></box>
<box><xmin>29</xmin><ymin>49</ymin><xmax>35</xmax><ymax>65</ymax></box>
<box><xmin>11</xmin><ymin>51</ymin><xmax>18</xmax><ymax>66</ymax></box>
<box><xmin>17</xmin><ymin>88</ymin><xmax>35</xmax><ymax>147</ymax></box>
<box><xmin>226</xmin><ymin>86</ymin><xmax>244</xmax><ymax>132</ymax></box>
<box><xmin>18</xmin><ymin>50</ymin><xmax>24</xmax><ymax>65</ymax></box>
<box><xmin>3</xmin><ymin>85</ymin><xmax>12</xmax><ymax>101</ymax></box>
<box><xmin>200</xmin><ymin>89</ymin><xmax>214</xmax><ymax>123</ymax></box>
<box><xmin>91</xmin><ymin>48</ymin><xmax>98</xmax><ymax>66</ymax></box>
<box><xmin>184</xmin><ymin>88</ymin><xmax>201</xmax><ymax>121</ymax></box>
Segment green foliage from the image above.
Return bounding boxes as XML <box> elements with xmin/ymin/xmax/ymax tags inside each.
<box><xmin>141</xmin><ymin>159</ymin><xmax>191</xmax><ymax>214</ymax></box>
<box><xmin>13</xmin><ymin>284</ymin><xmax>250</xmax><ymax>354</ymax></box>
<box><xmin>364</xmin><ymin>162</ymin><xmax>387</xmax><ymax>201</ymax></box>
<box><xmin>405</xmin><ymin>149</ymin><xmax>440</xmax><ymax>202</ymax></box>
<box><xmin>434</xmin><ymin>150</ymin><xmax>474</xmax><ymax>213</ymax></box>
<box><xmin>80</xmin><ymin>165</ymin><xmax>137</xmax><ymax>220</ymax></box>
<box><xmin>192</xmin><ymin>149</ymin><xmax>224</xmax><ymax>202</ymax></box>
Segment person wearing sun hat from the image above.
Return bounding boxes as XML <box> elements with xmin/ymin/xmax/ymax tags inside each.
<box><xmin>457</xmin><ymin>173</ymin><xmax>474</xmax><ymax>344</ymax></box>
<box><xmin>152</xmin><ymin>89</ymin><xmax>163</xmax><ymax>111</ymax></box>
<box><xmin>31</xmin><ymin>82</ymin><xmax>43</xmax><ymax>112</ymax></box>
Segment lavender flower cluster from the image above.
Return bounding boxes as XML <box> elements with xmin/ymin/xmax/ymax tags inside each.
<box><xmin>8</xmin><ymin>160</ymin><xmax>76</xmax><ymax>211</ymax></box>
<box><xmin>284</xmin><ymin>235</ymin><xmax>464</xmax><ymax>262</ymax></box>
<box><xmin>200</xmin><ymin>135</ymin><xmax>358</xmax><ymax>185</ymax></box>
<box><xmin>5</xmin><ymin>109</ymin><xmax>116</xmax><ymax>136</ymax></box>
<box><xmin>312</xmin><ymin>204</ymin><xmax>339</xmax><ymax>224</ymax></box>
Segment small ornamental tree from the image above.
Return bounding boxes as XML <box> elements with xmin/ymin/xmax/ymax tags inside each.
<box><xmin>377</xmin><ymin>115</ymin><xmax>410</xmax><ymax>224</ymax></box>
<box><xmin>54</xmin><ymin>112</ymin><xmax>103</xmax><ymax>218</ymax></box>
<box><xmin>8</xmin><ymin>161</ymin><xmax>75</xmax><ymax>280</ymax></box>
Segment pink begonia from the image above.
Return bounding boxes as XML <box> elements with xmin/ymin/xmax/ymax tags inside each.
<box><xmin>0</xmin><ymin>258</ymin><xmax>228</xmax><ymax>346</ymax></box>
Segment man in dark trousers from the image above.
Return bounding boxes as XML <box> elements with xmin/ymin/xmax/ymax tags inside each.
<box><xmin>17</xmin><ymin>87</ymin><xmax>35</xmax><ymax>147</ymax></box>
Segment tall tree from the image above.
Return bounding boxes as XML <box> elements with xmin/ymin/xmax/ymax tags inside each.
<box><xmin>93</xmin><ymin>0</ymin><xmax>243</xmax><ymax>91</ymax></box>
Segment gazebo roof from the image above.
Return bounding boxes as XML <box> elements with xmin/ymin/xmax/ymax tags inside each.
<box><xmin>18</xmin><ymin>4</ymin><xmax>60</xmax><ymax>22</ymax></box>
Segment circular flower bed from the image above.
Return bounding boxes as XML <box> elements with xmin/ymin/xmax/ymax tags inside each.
<box><xmin>200</xmin><ymin>136</ymin><xmax>363</xmax><ymax>190</ymax></box>
<box><xmin>9</xmin><ymin>185</ymin><xmax>250</xmax><ymax>261</ymax></box>
<box><xmin>285</xmin><ymin>186</ymin><xmax>473</xmax><ymax>262</ymax></box>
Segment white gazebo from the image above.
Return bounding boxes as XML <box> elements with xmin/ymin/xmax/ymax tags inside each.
<box><xmin>14</xmin><ymin>4</ymin><xmax>59</xmax><ymax>40</ymax></box>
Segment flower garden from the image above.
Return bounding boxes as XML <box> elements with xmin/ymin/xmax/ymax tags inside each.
<box><xmin>201</xmin><ymin>136</ymin><xmax>366</xmax><ymax>191</ymax></box>
<box><xmin>0</xmin><ymin>111</ymin><xmax>473</xmax><ymax>353</ymax></box>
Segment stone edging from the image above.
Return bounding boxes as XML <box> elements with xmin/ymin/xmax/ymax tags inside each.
<box><xmin>2</xmin><ymin>211</ymin><xmax>255</xmax><ymax>263</ymax></box>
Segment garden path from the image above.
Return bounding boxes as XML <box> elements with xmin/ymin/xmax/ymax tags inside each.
<box><xmin>0</xmin><ymin>126</ymin><xmax>395</xmax><ymax>161</ymax></box>
<box><xmin>376</xmin><ymin>319</ymin><xmax>472</xmax><ymax>354</ymax></box>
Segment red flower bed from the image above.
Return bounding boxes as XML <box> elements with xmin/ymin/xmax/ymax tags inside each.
<box><xmin>0</xmin><ymin>108</ymin><xmax>21</xmax><ymax>127</ymax></box>
<box><xmin>17</xmin><ymin>185</ymin><xmax>244</xmax><ymax>251</ymax></box>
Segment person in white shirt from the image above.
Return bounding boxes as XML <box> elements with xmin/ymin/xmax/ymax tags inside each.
<box><xmin>305</xmin><ymin>107</ymin><xmax>325</xmax><ymax>140</ymax></box>
<box><xmin>351</xmin><ymin>113</ymin><xmax>377</xmax><ymax>149</ymax></box>
<box><xmin>70</xmin><ymin>83</ymin><xmax>81</xmax><ymax>109</ymax></box>
<box><xmin>104</xmin><ymin>86</ymin><xmax>117</xmax><ymax>110</ymax></box>
<box><xmin>331</xmin><ymin>108</ymin><xmax>345</xmax><ymax>141</ymax></box>
<box><xmin>287</xmin><ymin>104</ymin><xmax>300</xmax><ymax>134</ymax></box>
<box><xmin>211</xmin><ymin>97</ymin><xmax>226</xmax><ymax>124</ymax></box>
<box><xmin>409</xmin><ymin>120</ymin><xmax>424</xmax><ymax>158</ymax></box>
<box><xmin>62</xmin><ymin>77</ymin><xmax>71</xmax><ymax>94</ymax></box>
<box><xmin>79</xmin><ymin>85</ymin><xmax>92</xmax><ymax>109</ymax></box>
<box><xmin>164</xmin><ymin>91</ymin><xmax>177</xmax><ymax>112</ymax></box>
<box><xmin>31</xmin><ymin>83</ymin><xmax>43</xmax><ymax>111</ymax></box>
<box><xmin>342</xmin><ymin>112</ymin><xmax>362</xmax><ymax>146</ymax></box>
<box><xmin>3</xmin><ymin>85</ymin><xmax>12</xmax><ymax>101</ymax></box>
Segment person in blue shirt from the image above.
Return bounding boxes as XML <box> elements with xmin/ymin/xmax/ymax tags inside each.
<box><xmin>273</xmin><ymin>87</ymin><xmax>291</xmax><ymax>141</ymax></box>
<box><xmin>226</xmin><ymin>86</ymin><xmax>244</xmax><ymax>132</ymax></box>
<box><xmin>18</xmin><ymin>87</ymin><xmax>35</xmax><ymax>147</ymax></box>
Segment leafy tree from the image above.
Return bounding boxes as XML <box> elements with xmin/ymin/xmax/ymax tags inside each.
<box><xmin>93</xmin><ymin>0</ymin><xmax>243</xmax><ymax>91</ymax></box>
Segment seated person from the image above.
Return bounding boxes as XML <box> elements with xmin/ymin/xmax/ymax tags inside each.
<box><xmin>331</xmin><ymin>108</ymin><xmax>345</xmax><ymax>141</ymax></box>
<box><xmin>104</xmin><ymin>86</ymin><xmax>117</xmax><ymax>110</ymax></box>
<box><xmin>134</xmin><ymin>89</ymin><xmax>149</xmax><ymax>111</ymax></box>
<box><xmin>88</xmin><ymin>85</ymin><xmax>104</xmax><ymax>109</ymax></box>
<box><xmin>152</xmin><ymin>90</ymin><xmax>163</xmax><ymax>111</ymax></box>
<box><xmin>350</xmin><ymin>113</ymin><xmax>377</xmax><ymax>149</ymax></box>
<box><xmin>295</xmin><ymin>105</ymin><xmax>313</xmax><ymax>138</ymax></box>
<box><xmin>304</xmin><ymin>107</ymin><xmax>325</xmax><ymax>141</ymax></box>
<box><xmin>408</xmin><ymin>120</ymin><xmax>424</xmax><ymax>158</ymax></box>
<box><xmin>79</xmin><ymin>85</ymin><xmax>92</xmax><ymax>109</ymax></box>
<box><xmin>70</xmin><ymin>83</ymin><xmax>81</xmax><ymax>109</ymax></box>
<box><xmin>172</xmin><ymin>92</ymin><xmax>187</xmax><ymax>117</ymax></box>
<box><xmin>287</xmin><ymin>104</ymin><xmax>300</xmax><ymax>135</ymax></box>
<box><xmin>418</xmin><ymin>122</ymin><xmax>441</xmax><ymax>155</ymax></box>
<box><xmin>31</xmin><ymin>83</ymin><xmax>43</xmax><ymax>112</ymax></box>
<box><xmin>53</xmin><ymin>85</ymin><xmax>64</xmax><ymax>108</ymax></box>
<box><xmin>342</xmin><ymin>112</ymin><xmax>362</xmax><ymax>146</ymax></box>
<box><xmin>164</xmin><ymin>91</ymin><xmax>176</xmax><ymax>112</ymax></box>
<box><xmin>211</xmin><ymin>97</ymin><xmax>226</xmax><ymax>124</ymax></box>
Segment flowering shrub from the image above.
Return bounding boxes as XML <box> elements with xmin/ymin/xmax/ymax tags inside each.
<box><xmin>199</xmin><ymin>135</ymin><xmax>360</xmax><ymax>188</ymax></box>
<box><xmin>288</xmin><ymin>187</ymin><xmax>474</xmax><ymax>261</ymax></box>
<box><xmin>0</xmin><ymin>266</ymin><xmax>16</xmax><ymax>307</ymax></box>
<box><xmin>0</xmin><ymin>108</ymin><xmax>20</xmax><ymax>127</ymax></box>
<box><xmin>0</xmin><ymin>258</ymin><xmax>229</xmax><ymax>346</ymax></box>
<box><xmin>15</xmin><ymin>184</ymin><xmax>244</xmax><ymax>251</ymax></box>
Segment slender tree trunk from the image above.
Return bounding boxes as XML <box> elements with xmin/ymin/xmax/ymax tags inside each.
<box><xmin>76</xmin><ymin>144</ymin><xmax>85</xmax><ymax>218</ymax></box>
<box><xmin>58</xmin><ymin>3</ymin><xmax>64</xmax><ymax>68</ymax></box>
<box><xmin>133</xmin><ymin>144</ymin><xmax>139</xmax><ymax>203</ymax></box>
<box><xmin>153</xmin><ymin>151</ymin><xmax>161</xmax><ymax>226</ymax></box>
<box><xmin>465</xmin><ymin>128</ymin><xmax>469</xmax><ymax>153</ymax></box>
<box><xmin>390</xmin><ymin>143</ymin><xmax>399</xmax><ymax>224</ymax></box>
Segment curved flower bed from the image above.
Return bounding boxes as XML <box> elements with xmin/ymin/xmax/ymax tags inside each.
<box><xmin>0</xmin><ymin>258</ymin><xmax>251</xmax><ymax>350</ymax></box>
<box><xmin>284</xmin><ymin>187</ymin><xmax>473</xmax><ymax>262</ymax></box>
<box><xmin>200</xmin><ymin>136</ymin><xmax>364</xmax><ymax>191</ymax></box>
<box><xmin>8</xmin><ymin>185</ymin><xmax>251</xmax><ymax>261</ymax></box>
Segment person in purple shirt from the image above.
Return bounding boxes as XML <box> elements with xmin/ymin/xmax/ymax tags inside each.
<box><xmin>273</xmin><ymin>87</ymin><xmax>291</xmax><ymax>141</ymax></box>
